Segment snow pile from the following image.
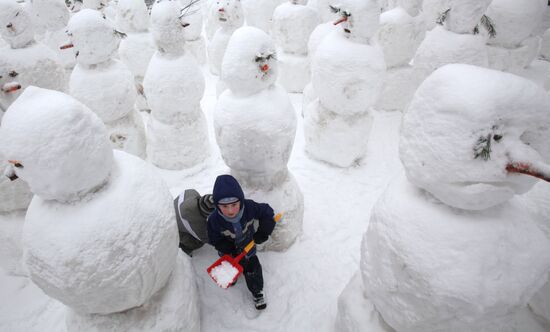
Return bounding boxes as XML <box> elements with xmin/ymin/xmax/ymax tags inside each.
<box><xmin>485</xmin><ymin>0</ymin><xmax>547</xmax><ymax>73</ymax></box>
<box><xmin>215</xmin><ymin>26</ymin><xmax>303</xmax><ymax>251</ymax></box>
<box><xmin>272</xmin><ymin>0</ymin><xmax>318</xmax><ymax>92</ymax></box>
<box><xmin>207</xmin><ymin>0</ymin><xmax>243</xmax><ymax>75</ymax></box>
<box><xmin>338</xmin><ymin>64</ymin><xmax>550</xmax><ymax>331</ymax></box>
<box><xmin>68</xmin><ymin>9</ymin><xmax>146</xmax><ymax>158</ymax></box>
<box><xmin>0</xmin><ymin>86</ymin><xmax>199</xmax><ymax>330</ymax></box>
<box><xmin>144</xmin><ymin>0</ymin><xmax>210</xmax><ymax>170</ymax></box>
<box><xmin>210</xmin><ymin>261</ymin><xmax>239</xmax><ymax>288</ymax></box>
<box><xmin>304</xmin><ymin>0</ymin><xmax>385</xmax><ymax>167</ymax></box>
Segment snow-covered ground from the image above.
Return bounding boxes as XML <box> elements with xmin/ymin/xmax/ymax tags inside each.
<box><xmin>0</xmin><ymin>65</ymin><xmax>403</xmax><ymax>331</ymax></box>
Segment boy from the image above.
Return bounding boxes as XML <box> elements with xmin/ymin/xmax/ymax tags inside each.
<box><xmin>207</xmin><ymin>174</ymin><xmax>276</xmax><ymax>310</ymax></box>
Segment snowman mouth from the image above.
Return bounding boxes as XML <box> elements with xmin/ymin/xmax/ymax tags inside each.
<box><xmin>219</xmin><ymin>17</ymin><xmax>227</xmax><ymax>22</ymax></box>
<box><xmin>2</xmin><ymin>82</ymin><xmax>21</xmax><ymax>93</ymax></box>
<box><xmin>344</xmin><ymin>28</ymin><xmax>351</xmax><ymax>34</ymax></box>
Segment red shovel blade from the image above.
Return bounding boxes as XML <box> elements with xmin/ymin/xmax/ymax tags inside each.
<box><xmin>207</xmin><ymin>255</ymin><xmax>243</xmax><ymax>288</ymax></box>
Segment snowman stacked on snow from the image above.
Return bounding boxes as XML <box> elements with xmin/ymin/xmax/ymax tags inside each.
<box><xmin>337</xmin><ymin>64</ymin><xmax>550</xmax><ymax>331</ymax></box>
<box><xmin>413</xmin><ymin>0</ymin><xmax>493</xmax><ymax>80</ymax></box>
<box><xmin>272</xmin><ymin>0</ymin><xmax>318</xmax><ymax>93</ymax></box>
<box><xmin>143</xmin><ymin>0</ymin><xmax>210</xmax><ymax>170</ymax></box>
<box><xmin>374</xmin><ymin>0</ymin><xmax>424</xmax><ymax>111</ymax></box>
<box><xmin>0</xmin><ymin>86</ymin><xmax>200</xmax><ymax>332</ymax></box>
<box><xmin>67</xmin><ymin>9</ymin><xmax>146</xmax><ymax>159</ymax></box>
<box><xmin>485</xmin><ymin>0</ymin><xmax>547</xmax><ymax>73</ymax></box>
<box><xmin>115</xmin><ymin>0</ymin><xmax>156</xmax><ymax>112</ymax></box>
<box><xmin>304</xmin><ymin>0</ymin><xmax>385</xmax><ymax>168</ymax></box>
<box><xmin>214</xmin><ymin>26</ymin><xmax>303</xmax><ymax>251</ymax></box>
<box><xmin>207</xmin><ymin>0</ymin><xmax>244</xmax><ymax>75</ymax></box>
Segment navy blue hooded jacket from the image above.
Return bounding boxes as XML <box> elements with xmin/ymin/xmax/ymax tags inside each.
<box><xmin>207</xmin><ymin>175</ymin><xmax>276</xmax><ymax>256</ymax></box>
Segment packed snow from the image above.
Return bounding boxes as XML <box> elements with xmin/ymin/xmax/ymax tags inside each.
<box><xmin>210</xmin><ymin>260</ymin><xmax>240</xmax><ymax>288</ymax></box>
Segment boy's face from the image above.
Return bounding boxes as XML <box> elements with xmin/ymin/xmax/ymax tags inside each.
<box><xmin>218</xmin><ymin>201</ymin><xmax>241</xmax><ymax>218</ymax></box>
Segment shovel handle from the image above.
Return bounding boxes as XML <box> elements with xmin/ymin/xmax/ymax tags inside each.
<box><xmin>234</xmin><ymin>240</ymin><xmax>255</xmax><ymax>263</ymax></box>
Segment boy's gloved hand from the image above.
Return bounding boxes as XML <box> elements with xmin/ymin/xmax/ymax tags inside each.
<box><xmin>253</xmin><ymin>233</ymin><xmax>269</xmax><ymax>245</ymax></box>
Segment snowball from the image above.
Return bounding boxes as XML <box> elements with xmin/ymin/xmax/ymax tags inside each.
<box><xmin>303</xmin><ymin>99</ymin><xmax>373</xmax><ymax>167</ymax></box>
<box><xmin>401</xmin><ymin>64</ymin><xmax>550</xmax><ymax>210</ymax></box>
<box><xmin>210</xmin><ymin>260</ymin><xmax>239</xmax><ymax>288</ymax></box>
<box><xmin>0</xmin><ymin>87</ymin><xmax>113</xmax><ymax>203</ymax></box>
<box><xmin>0</xmin><ymin>0</ymin><xmax>35</xmax><ymax>48</ymax></box>
<box><xmin>276</xmin><ymin>52</ymin><xmax>310</xmax><ymax>93</ymax></box>
<box><xmin>413</xmin><ymin>26</ymin><xmax>488</xmax><ymax>76</ymax></box>
<box><xmin>215</xmin><ymin>85</ymin><xmax>296</xmax><ymax>180</ymax></box>
<box><xmin>66</xmin><ymin>9</ymin><xmax>120</xmax><ymax>66</ymax></box>
<box><xmin>143</xmin><ymin>51</ymin><xmax>205</xmax><ymax>123</ymax></box>
<box><xmin>23</xmin><ymin>150</ymin><xmax>178</xmax><ymax>314</ymax></box>
<box><xmin>115</xmin><ymin>0</ymin><xmax>149</xmax><ymax>33</ymax></box>
<box><xmin>118</xmin><ymin>32</ymin><xmax>156</xmax><ymax>79</ymax></box>
<box><xmin>221</xmin><ymin>26</ymin><xmax>278</xmax><ymax>97</ymax></box>
<box><xmin>70</xmin><ymin>59</ymin><xmax>137</xmax><ymax>123</ymax></box>
<box><xmin>150</xmin><ymin>0</ymin><xmax>191</xmax><ymax>55</ymax></box>
<box><xmin>375</xmin><ymin>6</ymin><xmax>424</xmax><ymax>68</ymax></box>
<box><xmin>311</xmin><ymin>31</ymin><xmax>386</xmax><ymax>115</ymax></box>
<box><xmin>361</xmin><ymin>174</ymin><xmax>550</xmax><ymax>331</ymax></box>
<box><xmin>486</xmin><ymin>0</ymin><xmax>547</xmax><ymax>48</ymax></box>
<box><xmin>272</xmin><ymin>2</ymin><xmax>318</xmax><ymax>55</ymax></box>
<box><xmin>443</xmin><ymin>0</ymin><xmax>492</xmax><ymax>34</ymax></box>
<box><xmin>146</xmin><ymin>112</ymin><xmax>210</xmax><ymax>170</ymax></box>
<box><xmin>66</xmin><ymin>252</ymin><xmax>200</xmax><ymax>332</ymax></box>
<box><xmin>0</xmin><ymin>42</ymin><xmax>66</xmax><ymax>111</ymax></box>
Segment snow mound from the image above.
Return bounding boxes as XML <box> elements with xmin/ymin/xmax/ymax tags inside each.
<box><xmin>0</xmin><ymin>86</ymin><xmax>112</xmax><ymax>203</ymax></box>
<box><xmin>400</xmin><ymin>64</ymin><xmax>550</xmax><ymax>210</ymax></box>
<box><xmin>23</xmin><ymin>150</ymin><xmax>177</xmax><ymax>314</ymax></box>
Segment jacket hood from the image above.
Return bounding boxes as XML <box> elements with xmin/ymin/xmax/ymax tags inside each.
<box><xmin>212</xmin><ymin>174</ymin><xmax>245</xmax><ymax>205</ymax></box>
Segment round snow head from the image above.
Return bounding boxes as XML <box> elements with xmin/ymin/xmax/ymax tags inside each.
<box><xmin>444</xmin><ymin>0</ymin><xmax>492</xmax><ymax>34</ymax></box>
<box><xmin>66</xmin><ymin>9</ymin><xmax>120</xmax><ymax>66</ymax></box>
<box><xmin>331</xmin><ymin>0</ymin><xmax>379</xmax><ymax>43</ymax></box>
<box><xmin>0</xmin><ymin>0</ymin><xmax>35</xmax><ymax>48</ymax></box>
<box><xmin>214</xmin><ymin>0</ymin><xmax>244</xmax><ymax>28</ymax></box>
<box><xmin>272</xmin><ymin>2</ymin><xmax>318</xmax><ymax>55</ymax></box>
<box><xmin>0</xmin><ymin>87</ymin><xmax>113</xmax><ymax>202</ymax></box>
<box><xmin>115</xmin><ymin>0</ymin><xmax>150</xmax><ymax>33</ymax></box>
<box><xmin>221</xmin><ymin>26</ymin><xmax>278</xmax><ymax>96</ymax></box>
<box><xmin>400</xmin><ymin>64</ymin><xmax>550</xmax><ymax>210</ymax></box>
<box><xmin>150</xmin><ymin>0</ymin><xmax>187</xmax><ymax>54</ymax></box>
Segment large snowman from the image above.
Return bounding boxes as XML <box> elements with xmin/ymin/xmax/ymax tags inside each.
<box><xmin>214</xmin><ymin>26</ymin><xmax>303</xmax><ymax>251</ymax></box>
<box><xmin>143</xmin><ymin>0</ymin><xmax>210</xmax><ymax>170</ymax></box>
<box><xmin>304</xmin><ymin>0</ymin><xmax>385</xmax><ymax>168</ymax></box>
<box><xmin>0</xmin><ymin>0</ymin><xmax>66</xmax><ymax>114</ymax></box>
<box><xmin>337</xmin><ymin>64</ymin><xmax>550</xmax><ymax>331</ymax></box>
<box><xmin>207</xmin><ymin>0</ymin><xmax>244</xmax><ymax>75</ymax></box>
<box><xmin>272</xmin><ymin>0</ymin><xmax>318</xmax><ymax>93</ymax></box>
<box><xmin>0</xmin><ymin>86</ymin><xmax>200</xmax><ymax>331</ymax></box>
<box><xmin>67</xmin><ymin>9</ymin><xmax>146</xmax><ymax>159</ymax></box>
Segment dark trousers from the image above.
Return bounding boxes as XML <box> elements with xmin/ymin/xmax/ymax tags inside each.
<box><xmin>239</xmin><ymin>255</ymin><xmax>263</xmax><ymax>295</ymax></box>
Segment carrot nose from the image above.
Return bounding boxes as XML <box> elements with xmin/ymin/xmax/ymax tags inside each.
<box><xmin>260</xmin><ymin>64</ymin><xmax>269</xmax><ymax>72</ymax></box>
<box><xmin>60</xmin><ymin>43</ymin><xmax>74</xmax><ymax>50</ymax></box>
<box><xmin>506</xmin><ymin>162</ymin><xmax>550</xmax><ymax>182</ymax></box>
<box><xmin>8</xmin><ymin>160</ymin><xmax>23</xmax><ymax>168</ymax></box>
<box><xmin>333</xmin><ymin>16</ymin><xmax>348</xmax><ymax>25</ymax></box>
<box><xmin>2</xmin><ymin>83</ymin><xmax>21</xmax><ymax>93</ymax></box>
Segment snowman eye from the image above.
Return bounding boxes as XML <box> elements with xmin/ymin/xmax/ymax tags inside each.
<box><xmin>342</xmin><ymin>10</ymin><xmax>351</xmax><ymax>17</ymax></box>
<box><xmin>329</xmin><ymin>5</ymin><xmax>340</xmax><ymax>13</ymax></box>
<box><xmin>8</xmin><ymin>70</ymin><xmax>18</xmax><ymax>78</ymax></box>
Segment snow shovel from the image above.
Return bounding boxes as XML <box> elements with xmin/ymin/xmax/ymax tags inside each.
<box><xmin>207</xmin><ymin>240</ymin><xmax>255</xmax><ymax>289</ymax></box>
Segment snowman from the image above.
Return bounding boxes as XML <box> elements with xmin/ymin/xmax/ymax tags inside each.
<box><xmin>485</xmin><ymin>0</ymin><xmax>547</xmax><ymax>74</ymax></box>
<box><xmin>207</xmin><ymin>0</ymin><xmax>244</xmax><ymax>75</ymax></box>
<box><xmin>181</xmin><ymin>0</ymin><xmax>207</xmax><ymax>65</ymax></box>
<box><xmin>373</xmin><ymin>1</ymin><xmax>424</xmax><ymax>111</ymax></box>
<box><xmin>143</xmin><ymin>0</ymin><xmax>210</xmax><ymax>170</ymax></box>
<box><xmin>272</xmin><ymin>0</ymin><xmax>318</xmax><ymax>92</ymax></box>
<box><xmin>337</xmin><ymin>64</ymin><xmax>550</xmax><ymax>331</ymax></box>
<box><xmin>413</xmin><ymin>0</ymin><xmax>493</xmax><ymax>80</ymax></box>
<box><xmin>214</xmin><ymin>26</ymin><xmax>303</xmax><ymax>251</ymax></box>
<box><xmin>0</xmin><ymin>86</ymin><xmax>200</xmax><ymax>331</ymax></box>
<box><xmin>241</xmin><ymin>0</ymin><xmax>284</xmax><ymax>33</ymax></box>
<box><xmin>66</xmin><ymin>9</ymin><xmax>146</xmax><ymax>159</ymax></box>
<box><xmin>304</xmin><ymin>0</ymin><xmax>385</xmax><ymax>168</ymax></box>
<box><xmin>0</xmin><ymin>0</ymin><xmax>66</xmax><ymax>113</ymax></box>
<box><xmin>115</xmin><ymin>0</ymin><xmax>156</xmax><ymax>112</ymax></box>
<box><xmin>29</xmin><ymin>0</ymin><xmax>75</xmax><ymax>69</ymax></box>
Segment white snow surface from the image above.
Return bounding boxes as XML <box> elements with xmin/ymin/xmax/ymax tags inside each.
<box><xmin>23</xmin><ymin>150</ymin><xmax>178</xmax><ymax>314</ymax></box>
<box><xmin>361</xmin><ymin>174</ymin><xmax>550</xmax><ymax>331</ymax></box>
<box><xmin>241</xmin><ymin>0</ymin><xmax>284</xmax><ymax>33</ymax></box>
<box><xmin>0</xmin><ymin>86</ymin><xmax>113</xmax><ymax>203</ymax></box>
<box><xmin>276</xmin><ymin>52</ymin><xmax>310</xmax><ymax>93</ymax></box>
<box><xmin>210</xmin><ymin>260</ymin><xmax>239</xmax><ymax>288</ymax></box>
<box><xmin>401</xmin><ymin>64</ymin><xmax>550</xmax><ymax>210</ymax></box>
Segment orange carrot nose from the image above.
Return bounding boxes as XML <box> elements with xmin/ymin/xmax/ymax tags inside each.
<box><xmin>8</xmin><ymin>160</ymin><xmax>23</xmax><ymax>168</ymax></box>
<box><xmin>2</xmin><ymin>83</ymin><xmax>21</xmax><ymax>93</ymax></box>
<box><xmin>60</xmin><ymin>43</ymin><xmax>74</xmax><ymax>50</ymax></box>
<box><xmin>218</xmin><ymin>8</ymin><xmax>225</xmax><ymax>12</ymax></box>
<box><xmin>260</xmin><ymin>64</ymin><xmax>269</xmax><ymax>72</ymax></box>
<box><xmin>506</xmin><ymin>162</ymin><xmax>550</xmax><ymax>182</ymax></box>
<box><xmin>333</xmin><ymin>16</ymin><xmax>348</xmax><ymax>25</ymax></box>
